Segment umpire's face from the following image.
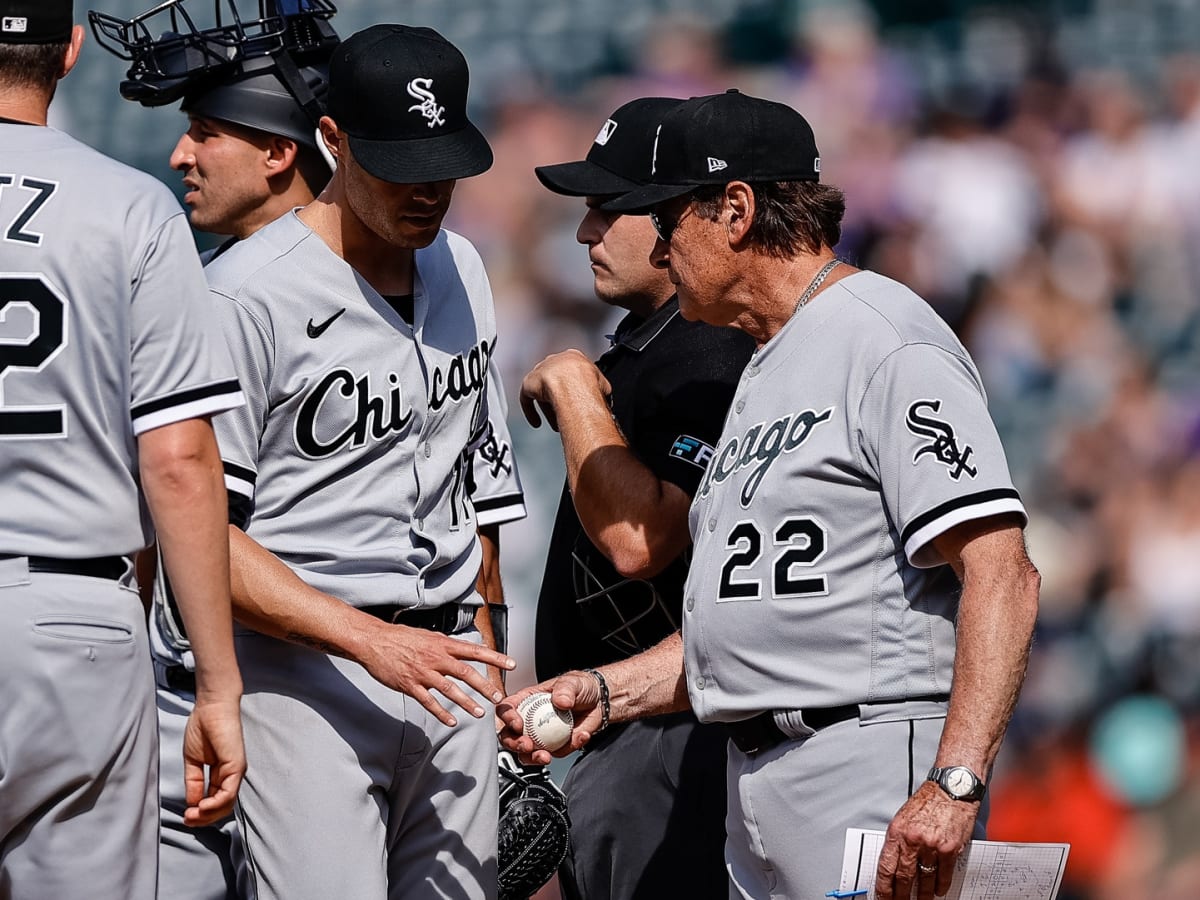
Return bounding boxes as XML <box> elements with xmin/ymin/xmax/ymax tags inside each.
<box><xmin>577</xmin><ymin>198</ymin><xmax>673</xmax><ymax>316</ymax></box>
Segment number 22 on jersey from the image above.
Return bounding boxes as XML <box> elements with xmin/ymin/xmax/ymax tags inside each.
<box><xmin>717</xmin><ymin>516</ymin><xmax>830</xmax><ymax>601</ymax></box>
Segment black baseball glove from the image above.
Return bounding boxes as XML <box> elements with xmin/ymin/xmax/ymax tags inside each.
<box><xmin>498</xmin><ymin>750</ymin><xmax>571</xmax><ymax>900</ymax></box>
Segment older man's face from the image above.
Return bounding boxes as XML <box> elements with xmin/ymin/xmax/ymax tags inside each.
<box><xmin>648</xmin><ymin>192</ymin><xmax>738</xmax><ymax>326</ymax></box>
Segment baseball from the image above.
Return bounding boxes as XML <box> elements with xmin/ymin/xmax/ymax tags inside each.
<box><xmin>518</xmin><ymin>692</ymin><xmax>574</xmax><ymax>752</ymax></box>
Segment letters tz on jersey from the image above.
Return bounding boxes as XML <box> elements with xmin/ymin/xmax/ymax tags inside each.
<box><xmin>905</xmin><ymin>399</ymin><xmax>977</xmax><ymax>480</ymax></box>
<box><xmin>293</xmin><ymin>338</ymin><xmax>492</xmax><ymax>459</ymax></box>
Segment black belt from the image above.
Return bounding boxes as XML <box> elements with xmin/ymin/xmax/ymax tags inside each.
<box><xmin>164</xmin><ymin>665</ymin><xmax>196</xmax><ymax>694</ymax></box>
<box><xmin>2</xmin><ymin>555</ymin><xmax>127</xmax><ymax>581</ymax></box>
<box><xmin>728</xmin><ymin>694</ymin><xmax>950</xmax><ymax>755</ymax></box>
<box><xmin>359</xmin><ymin>602</ymin><xmax>475</xmax><ymax>636</ymax></box>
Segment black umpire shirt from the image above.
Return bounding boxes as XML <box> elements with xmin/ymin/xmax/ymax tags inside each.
<box><xmin>534</xmin><ymin>296</ymin><xmax>755</xmax><ymax>679</ymax></box>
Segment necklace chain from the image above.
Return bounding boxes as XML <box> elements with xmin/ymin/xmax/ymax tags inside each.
<box><xmin>794</xmin><ymin>258</ymin><xmax>842</xmax><ymax>314</ymax></box>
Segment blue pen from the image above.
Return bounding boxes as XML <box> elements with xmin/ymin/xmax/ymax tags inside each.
<box><xmin>825</xmin><ymin>891</ymin><xmax>868</xmax><ymax>898</ymax></box>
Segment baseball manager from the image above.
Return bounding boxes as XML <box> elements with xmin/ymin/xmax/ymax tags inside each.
<box><xmin>502</xmin><ymin>90</ymin><xmax>1041</xmax><ymax>900</ymax></box>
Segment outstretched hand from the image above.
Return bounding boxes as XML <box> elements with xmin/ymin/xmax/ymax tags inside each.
<box><xmin>497</xmin><ymin>670</ymin><xmax>605</xmax><ymax>765</ymax></box>
<box><xmin>182</xmin><ymin>695</ymin><xmax>246</xmax><ymax>827</ymax></box>
<box><xmin>357</xmin><ymin>618</ymin><xmax>516</xmax><ymax>727</ymax></box>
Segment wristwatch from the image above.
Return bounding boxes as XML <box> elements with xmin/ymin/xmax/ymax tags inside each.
<box><xmin>926</xmin><ymin>765</ymin><xmax>986</xmax><ymax>802</ymax></box>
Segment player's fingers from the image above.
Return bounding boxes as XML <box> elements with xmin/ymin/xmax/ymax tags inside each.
<box><xmin>441</xmin><ymin>658</ymin><xmax>506</xmax><ymax>704</ymax></box>
<box><xmin>182</xmin><ymin>757</ymin><xmax>207</xmax><ymax>809</ymax></box>
<box><xmin>412</xmin><ymin>685</ymin><xmax>459</xmax><ymax>727</ymax></box>
<box><xmin>518</xmin><ymin>392</ymin><xmax>543</xmax><ymax>428</ymax></box>
<box><xmin>433</xmin><ymin>677</ymin><xmax>487</xmax><ymax>718</ymax></box>
<box><xmin>450</xmin><ymin>639</ymin><xmax>516</xmax><ymax>674</ymax></box>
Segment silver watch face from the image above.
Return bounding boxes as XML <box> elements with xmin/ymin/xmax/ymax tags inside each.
<box><xmin>944</xmin><ymin>767</ymin><xmax>975</xmax><ymax>797</ymax></box>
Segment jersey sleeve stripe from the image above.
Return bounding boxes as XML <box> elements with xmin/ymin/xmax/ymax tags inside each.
<box><xmin>132</xmin><ymin>379</ymin><xmax>243</xmax><ymax>420</ymax></box>
<box><xmin>132</xmin><ymin>385</ymin><xmax>246</xmax><ymax>435</ymax></box>
<box><xmin>222</xmin><ymin>460</ymin><xmax>256</xmax><ymax>501</ymax></box>
<box><xmin>474</xmin><ymin>493</ymin><xmax>527</xmax><ymax>527</ymax></box>
<box><xmin>902</xmin><ymin>488</ymin><xmax>1027</xmax><ymax>567</ymax></box>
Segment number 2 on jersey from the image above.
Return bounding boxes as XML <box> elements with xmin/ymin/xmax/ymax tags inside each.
<box><xmin>717</xmin><ymin>516</ymin><xmax>830</xmax><ymax>601</ymax></box>
<box><xmin>0</xmin><ymin>275</ymin><xmax>69</xmax><ymax>438</ymax></box>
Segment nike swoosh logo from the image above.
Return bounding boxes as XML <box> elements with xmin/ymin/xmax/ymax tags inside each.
<box><xmin>306</xmin><ymin>308</ymin><xmax>346</xmax><ymax>338</ymax></box>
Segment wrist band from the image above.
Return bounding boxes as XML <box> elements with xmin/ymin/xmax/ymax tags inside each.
<box><xmin>582</xmin><ymin>667</ymin><xmax>610</xmax><ymax>732</ymax></box>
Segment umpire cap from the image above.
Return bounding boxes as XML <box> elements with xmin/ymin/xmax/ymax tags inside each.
<box><xmin>535</xmin><ymin>97</ymin><xmax>682</xmax><ymax>198</ymax></box>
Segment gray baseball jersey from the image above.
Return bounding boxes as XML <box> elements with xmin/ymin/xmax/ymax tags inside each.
<box><xmin>682</xmin><ymin>270</ymin><xmax>1026</xmax><ymax>722</ymax></box>
<box><xmin>0</xmin><ymin>124</ymin><xmax>241</xmax><ymax>900</ymax></box>
<box><xmin>204</xmin><ymin>210</ymin><xmax>501</xmax><ymax>898</ymax></box>
<box><xmin>0</xmin><ymin>126</ymin><xmax>243</xmax><ymax>557</ymax></box>
<box><xmin>209</xmin><ymin>211</ymin><xmax>496</xmax><ymax>609</ymax></box>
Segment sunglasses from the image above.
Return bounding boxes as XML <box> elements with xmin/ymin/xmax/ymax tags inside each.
<box><xmin>649</xmin><ymin>198</ymin><xmax>696</xmax><ymax>243</ymax></box>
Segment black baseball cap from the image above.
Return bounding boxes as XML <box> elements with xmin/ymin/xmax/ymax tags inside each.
<box><xmin>535</xmin><ymin>97</ymin><xmax>682</xmax><ymax>198</ymax></box>
<box><xmin>327</xmin><ymin>24</ymin><xmax>492</xmax><ymax>183</ymax></box>
<box><xmin>0</xmin><ymin>0</ymin><xmax>72</xmax><ymax>44</ymax></box>
<box><xmin>604</xmin><ymin>89</ymin><xmax>822</xmax><ymax>213</ymax></box>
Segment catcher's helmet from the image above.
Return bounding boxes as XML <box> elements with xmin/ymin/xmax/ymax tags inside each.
<box><xmin>88</xmin><ymin>0</ymin><xmax>338</xmax><ymax>148</ymax></box>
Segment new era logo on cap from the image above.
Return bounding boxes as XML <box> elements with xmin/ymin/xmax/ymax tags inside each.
<box><xmin>605</xmin><ymin>89</ymin><xmax>823</xmax><ymax>213</ymax></box>
<box><xmin>2</xmin><ymin>17</ymin><xmax>28</xmax><ymax>32</ymax></box>
<box><xmin>594</xmin><ymin>119</ymin><xmax>618</xmax><ymax>146</ymax></box>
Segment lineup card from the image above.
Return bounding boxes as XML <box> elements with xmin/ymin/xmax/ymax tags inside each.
<box><xmin>839</xmin><ymin>829</ymin><xmax>1070</xmax><ymax>899</ymax></box>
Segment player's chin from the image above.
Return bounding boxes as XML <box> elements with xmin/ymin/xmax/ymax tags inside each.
<box><xmin>388</xmin><ymin>219</ymin><xmax>445</xmax><ymax>248</ymax></box>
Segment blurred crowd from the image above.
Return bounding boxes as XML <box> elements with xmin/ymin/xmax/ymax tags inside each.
<box><xmin>438</xmin><ymin>3</ymin><xmax>1200</xmax><ymax>897</ymax></box>
<box><xmin>63</xmin><ymin>0</ymin><xmax>1200</xmax><ymax>896</ymax></box>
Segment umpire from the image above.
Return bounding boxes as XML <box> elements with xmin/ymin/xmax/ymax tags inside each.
<box><xmin>523</xmin><ymin>97</ymin><xmax>755</xmax><ymax>899</ymax></box>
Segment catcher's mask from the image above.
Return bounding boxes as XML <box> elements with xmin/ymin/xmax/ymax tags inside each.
<box><xmin>571</xmin><ymin>539</ymin><xmax>687</xmax><ymax>658</ymax></box>
<box><xmin>88</xmin><ymin>0</ymin><xmax>337</xmax><ymax>149</ymax></box>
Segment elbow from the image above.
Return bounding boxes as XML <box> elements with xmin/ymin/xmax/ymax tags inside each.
<box><xmin>608</xmin><ymin>541</ymin><xmax>676</xmax><ymax>581</ymax></box>
<box><xmin>138</xmin><ymin>423</ymin><xmax>223</xmax><ymax>499</ymax></box>
<box><xmin>610</xmin><ymin>551</ymin><xmax>659</xmax><ymax>581</ymax></box>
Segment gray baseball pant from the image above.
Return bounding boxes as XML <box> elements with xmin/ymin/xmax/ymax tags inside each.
<box><xmin>156</xmin><ymin>673</ymin><xmax>252</xmax><ymax>900</ymax></box>
<box><xmin>725</xmin><ymin>705</ymin><xmax>987</xmax><ymax>899</ymax></box>
<box><xmin>0</xmin><ymin>559</ymin><xmax>157</xmax><ymax>900</ymax></box>
<box><xmin>233</xmin><ymin>627</ymin><xmax>498</xmax><ymax>900</ymax></box>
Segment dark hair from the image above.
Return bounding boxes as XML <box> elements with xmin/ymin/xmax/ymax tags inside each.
<box><xmin>692</xmin><ymin>180</ymin><xmax>846</xmax><ymax>258</ymax></box>
<box><xmin>0</xmin><ymin>41</ymin><xmax>69</xmax><ymax>92</ymax></box>
<box><xmin>294</xmin><ymin>143</ymin><xmax>332</xmax><ymax>196</ymax></box>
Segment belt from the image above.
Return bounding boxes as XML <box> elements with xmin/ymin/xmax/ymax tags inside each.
<box><xmin>163</xmin><ymin>665</ymin><xmax>196</xmax><ymax>694</ymax></box>
<box><xmin>359</xmin><ymin>602</ymin><xmax>475</xmax><ymax>636</ymax></box>
<box><xmin>728</xmin><ymin>704</ymin><xmax>858</xmax><ymax>755</ymax></box>
<box><xmin>727</xmin><ymin>694</ymin><xmax>950</xmax><ymax>755</ymax></box>
<box><xmin>1</xmin><ymin>555</ymin><xmax>127</xmax><ymax>581</ymax></box>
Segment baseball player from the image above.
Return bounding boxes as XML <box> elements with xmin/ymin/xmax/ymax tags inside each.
<box><xmin>92</xmin><ymin>2</ymin><xmax>338</xmax><ymax>896</ymax></box>
<box><xmin>0</xmin><ymin>3</ymin><xmax>245</xmax><ymax>899</ymax></box>
<box><xmin>524</xmin><ymin>96</ymin><xmax>754</xmax><ymax>899</ymax></box>
<box><xmin>204</xmin><ymin>24</ymin><xmax>514</xmax><ymax>900</ymax></box>
<box><xmin>502</xmin><ymin>90</ymin><xmax>1041</xmax><ymax>900</ymax></box>
<box><xmin>94</xmin><ymin>4</ymin><xmax>526</xmax><ymax>896</ymax></box>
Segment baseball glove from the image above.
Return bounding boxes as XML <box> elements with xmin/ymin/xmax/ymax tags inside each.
<box><xmin>498</xmin><ymin>750</ymin><xmax>571</xmax><ymax>900</ymax></box>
